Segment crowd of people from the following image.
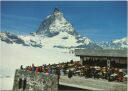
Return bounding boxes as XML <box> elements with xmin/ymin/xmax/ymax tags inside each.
<box><xmin>20</xmin><ymin>60</ymin><xmax>127</xmax><ymax>83</ymax></box>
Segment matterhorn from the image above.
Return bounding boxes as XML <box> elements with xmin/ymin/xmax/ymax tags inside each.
<box><xmin>0</xmin><ymin>8</ymin><xmax>127</xmax><ymax>49</ymax></box>
<box><xmin>36</xmin><ymin>8</ymin><xmax>77</xmax><ymax>36</ymax></box>
<box><xmin>18</xmin><ymin>8</ymin><xmax>98</xmax><ymax>49</ymax></box>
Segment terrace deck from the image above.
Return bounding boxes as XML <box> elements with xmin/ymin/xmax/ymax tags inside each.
<box><xmin>59</xmin><ymin>76</ymin><xmax>127</xmax><ymax>91</ymax></box>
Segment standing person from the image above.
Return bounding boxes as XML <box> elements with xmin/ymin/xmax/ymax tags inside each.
<box><xmin>68</xmin><ymin>70</ymin><xmax>73</xmax><ymax>78</ymax></box>
<box><xmin>87</xmin><ymin>67</ymin><xmax>91</xmax><ymax>78</ymax></box>
<box><xmin>23</xmin><ymin>78</ymin><xmax>27</xmax><ymax>91</ymax></box>
<box><xmin>35</xmin><ymin>67</ymin><xmax>39</xmax><ymax>74</ymax></box>
<box><xmin>20</xmin><ymin>65</ymin><xmax>23</xmax><ymax>70</ymax></box>
<box><xmin>32</xmin><ymin>64</ymin><xmax>35</xmax><ymax>72</ymax></box>
<box><xmin>60</xmin><ymin>68</ymin><xmax>64</xmax><ymax>76</ymax></box>
<box><xmin>48</xmin><ymin>65</ymin><xmax>52</xmax><ymax>74</ymax></box>
<box><xmin>107</xmin><ymin>68</ymin><xmax>112</xmax><ymax>81</ymax></box>
<box><xmin>18</xmin><ymin>78</ymin><xmax>22</xmax><ymax>89</ymax></box>
<box><xmin>56</xmin><ymin>67</ymin><xmax>60</xmax><ymax>85</ymax></box>
<box><xmin>84</xmin><ymin>67</ymin><xmax>88</xmax><ymax>78</ymax></box>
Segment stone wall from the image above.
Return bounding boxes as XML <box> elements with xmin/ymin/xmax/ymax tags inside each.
<box><xmin>13</xmin><ymin>70</ymin><xmax>58</xmax><ymax>91</ymax></box>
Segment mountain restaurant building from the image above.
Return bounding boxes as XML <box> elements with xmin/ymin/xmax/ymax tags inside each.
<box><xmin>75</xmin><ymin>49</ymin><xmax>127</xmax><ymax>69</ymax></box>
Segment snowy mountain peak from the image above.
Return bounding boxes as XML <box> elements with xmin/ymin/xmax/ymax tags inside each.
<box><xmin>53</xmin><ymin>8</ymin><xmax>61</xmax><ymax>14</ymax></box>
<box><xmin>53</xmin><ymin>8</ymin><xmax>63</xmax><ymax>18</ymax></box>
<box><xmin>36</xmin><ymin>8</ymin><xmax>77</xmax><ymax>37</ymax></box>
<box><xmin>112</xmin><ymin>37</ymin><xmax>128</xmax><ymax>45</ymax></box>
<box><xmin>112</xmin><ymin>37</ymin><xmax>128</xmax><ymax>48</ymax></box>
<box><xmin>97</xmin><ymin>37</ymin><xmax>128</xmax><ymax>49</ymax></box>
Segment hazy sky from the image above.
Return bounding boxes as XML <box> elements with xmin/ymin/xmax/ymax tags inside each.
<box><xmin>1</xmin><ymin>1</ymin><xmax>127</xmax><ymax>41</ymax></box>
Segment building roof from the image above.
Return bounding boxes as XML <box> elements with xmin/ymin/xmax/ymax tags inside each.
<box><xmin>75</xmin><ymin>49</ymin><xmax>128</xmax><ymax>58</ymax></box>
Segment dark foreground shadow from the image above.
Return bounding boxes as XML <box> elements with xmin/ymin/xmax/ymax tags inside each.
<box><xmin>58</xmin><ymin>85</ymin><xmax>91</xmax><ymax>91</ymax></box>
<box><xmin>1</xmin><ymin>85</ymin><xmax>91</xmax><ymax>91</ymax></box>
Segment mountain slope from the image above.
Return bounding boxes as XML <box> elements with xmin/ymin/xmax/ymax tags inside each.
<box><xmin>0</xmin><ymin>32</ymin><xmax>25</xmax><ymax>44</ymax></box>
<box><xmin>19</xmin><ymin>32</ymin><xmax>93</xmax><ymax>48</ymax></box>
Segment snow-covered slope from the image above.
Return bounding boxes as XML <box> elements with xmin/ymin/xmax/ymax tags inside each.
<box><xmin>1</xmin><ymin>33</ymin><xmax>127</xmax><ymax>49</ymax></box>
<box><xmin>0</xmin><ymin>32</ymin><xmax>25</xmax><ymax>44</ymax></box>
<box><xmin>0</xmin><ymin>41</ymin><xmax>79</xmax><ymax>90</ymax></box>
<box><xmin>19</xmin><ymin>32</ymin><xmax>93</xmax><ymax>48</ymax></box>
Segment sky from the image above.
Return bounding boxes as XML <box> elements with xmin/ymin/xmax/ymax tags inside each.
<box><xmin>1</xmin><ymin>1</ymin><xmax>127</xmax><ymax>42</ymax></box>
